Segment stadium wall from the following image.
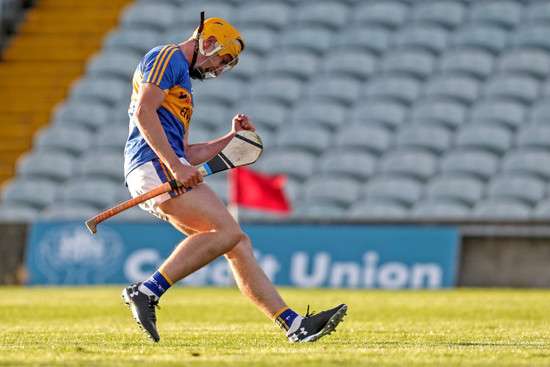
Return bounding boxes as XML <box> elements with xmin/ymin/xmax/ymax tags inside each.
<box><xmin>2</xmin><ymin>222</ymin><xmax>550</xmax><ymax>288</ymax></box>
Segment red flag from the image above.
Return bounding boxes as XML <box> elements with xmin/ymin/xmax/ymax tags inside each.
<box><xmin>229</xmin><ymin>167</ymin><xmax>291</xmax><ymax>214</ymax></box>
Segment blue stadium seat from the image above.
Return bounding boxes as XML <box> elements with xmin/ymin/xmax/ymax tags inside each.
<box><xmin>483</xmin><ymin>75</ymin><xmax>540</xmax><ymax>105</ymax></box>
<box><xmin>16</xmin><ymin>151</ymin><xmax>76</xmax><ymax>183</ymax></box>
<box><xmin>517</xmin><ymin>125</ymin><xmax>550</xmax><ymax>152</ymax></box>
<box><xmin>526</xmin><ymin>2</ymin><xmax>550</xmax><ymax>25</ymax></box>
<box><xmin>487</xmin><ymin>173</ymin><xmax>546</xmax><ymax>206</ymax></box>
<box><xmin>455</xmin><ymin>125</ymin><xmax>513</xmax><ymax>155</ymax></box>
<box><xmin>381</xmin><ymin>50</ymin><xmax>436</xmax><ymax>80</ymax></box>
<box><xmin>499</xmin><ymin>50</ymin><xmax>550</xmax><ymax>79</ymax></box>
<box><xmin>472</xmin><ymin>199</ymin><xmax>532</xmax><ymax>219</ymax></box>
<box><xmin>119</xmin><ymin>2</ymin><xmax>177</xmax><ymax>31</ymax></box>
<box><xmin>60</xmin><ymin>178</ymin><xmax>121</xmax><ymax>210</ymax></box>
<box><xmin>394</xmin><ymin>125</ymin><xmax>452</xmax><ymax>155</ymax></box>
<box><xmin>440</xmin><ymin>150</ymin><xmax>500</xmax><ymax>181</ymax></box>
<box><xmin>425</xmin><ymin>174</ymin><xmax>485</xmax><ymax>206</ymax></box>
<box><xmin>424</xmin><ymin>75</ymin><xmax>481</xmax><ymax>106</ymax></box>
<box><xmin>246</xmin><ymin>76</ymin><xmax>303</xmax><ymax>106</ymax></box>
<box><xmin>470</xmin><ymin>100</ymin><xmax>526</xmax><ymax>131</ymax></box>
<box><xmin>348</xmin><ymin>198</ymin><xmax>408</xmax><ymax>219</ymax></box>
<box><xmin>334</xmin><ymin>25</ymin><xmax>392</xmax><ymax>55</ymax></box>
<box><xmin>470</xmin><ymin>1</ymin><xmax>523</xmax><ymax>30</ymax></box>
<box><xmin>410</xmin><ymin>199</ymin><xmax>471</xmax><ymax>219</ymax></box>
<box><xmin>176</xmin><ymin>1</ymin><xmax>236</xmax><ymax>27</ymax></box>
<box><xmin>231</xmin><ymin>99</ymin><xmax>288</xmax><ymax>132</ymax></box>
<box><xmin>321</xmin><ymin>50</ymin><xmax>378</xmax><ymax>81</ymax></box>
<box><xmin>77</xmin><ymin>150</ymin><xmax>124</xmax><ymax>183</ymax></box>
<box><xmin>349</xmin><ymin>101</ymin><xmax>407</xmax><ymax>131</ymax></box>
<box><xmin>302</xmin><ymin>176</ymin><xmax>362</xmax><ymax>208</ymax></box>
<box><xmin>307</xmin><ymin>75</ymin><xmax>362</xmax><ymax>107</ymax></box>
<box><xmin>193</xmin><ymin>77</ymin><xmax>244</xmax><ymax>107</ymax></box>
<box><xmin>1</xmin><ymin>178</ymin><xmax>60</xmax><ymax>210</ymax></box>
<box><xmin>33</xmin><ymin>125</ymin><xmax>93</xmax><ymax>156</ymax></box>
<box><xmin>103</xmin><ymin>27</ymin><xmax>160</xmax><ymax>55</ymax></box>
<box><xmin>0</xmin><ymin>203</ymin><xmax>41</xmax><ymax>222</ymax></box>
<box><xmin>452</xmin><ymin>24</ymin><xmax>508</xmax><ymax>54</ymax></box>
<box><xmin>530</xmin><ymin>101</ymin><xmax>550</xmax><ymax>126</ymax></box>
<box><xmin>275</xmin><ymin>126</ymin><xmax>330</xmax><ymax>155</ymax></box>
<box><xmin>364</xmin><ymin>75</ymin><xmax>421</xmax><ymax>106</ymax></box>
<box><xmin>352</xmin><ymin>1</ymin><xmax>409</xmax><ymax>30</ymax></box>
<box><xmin>334</xmin><ymin>125</ymin><xmax>392</xmax><ymax>156</ymax></box>
<box><xmin>533</xmin><ymin>199</ymin><xmax>550</xmax><ymax>219</ymax></box>
<box><xmin>255</xmin><ymin>150</ymin><xmax>316</xmax><ymax>182</ymax></box>
<box><xmin>69</xmin><ymin>77</ymin><xmax>131</xmax><ymax>107</ymax></box>
<box><xmin>410</xmin><ymin>100</ymin><xmax>467</xmax><ymax>131</ymax></box>
<box><xmin>238</xmin><ymin>26</ymin><xmax>278</xmax><ymax>56</ymax></box>
<box><xmin>294</xmin><ymin>1</ymin><xmax>350</xmax><ymax>31</ymax></box>
<box><xmin>279</xmin><ymin>26</ymin><xmax>334</xmax><ymax>55</ymax></box>
<box><xmin>292</xmin><ymin>202</ymin><xmax>348</xmax><ymax>219</ymax></box>
<box><xmin>228</xmin><ymin>52</ymin><xmax>261</xmax><ymax>81</ymax></box>
<box><xmin>319</xmin><ymin>150</ymin><xmax>377</xmax><ymax>181</ymax></box>
<box><xmin>94</xmin><ymin>124</ymin><xmax>128</xmax><ymax>152</ymax></box>
<box><xmin>364</xmin><ymin>176</ymin><xmax>424</xmax><ymax>207</ymax></box>
<box><xmin>439</xmin><ymin>49</ymin><xmax>495</xmax><ymax>80</ymax></box>
<box><xmin>392</xmin><ymin>25</ymin><xmax>449</xmax><ymax>55</ymax></box>
<box><xmin>412</xmin><ymin>1</ymin><xmax>466</xmax><ymax>30</ymax></box>
<box><xmin>40</xmin><ymin>203</ymin><xmax>101</xmax><ymax>221</ymax></box>
<box><xmin>264</xmin><ymin>49</ymin><xmax>318</xmax><ymax>81</ymax></box>
<box><xmin>85</xmin><ymin>50</ymin><xmax>142</xmax><ymax>81</ymax></box>
<box><xmin>236</xmin><ymin>2</ymin><xmax>292</xmax><ymax>31</ymax></box>
<box><xmin>512</xmin><ymin>25</ymin><xmax>550</xmax><ymax>52</ymax></box>
<box><xmin>52</xmin><ymin>100</ymin><xmax>111</xmax><ymax>131</ymax></box>
<box><xmin>378</xmin><ymin>151</ymin><xmax>438</xmax><ymax>182</ymax></box>
<box><xmin>501</xmin><ymin>150</ymin><xmax>550</xmax><ymax>180</ymax></box>
<box><xmin>190</xmin><ymin>103</ymin><xmax>229</xmax><ymax>131</ymax></box>
<box><xmin>290</xmin><ymin>100</ymin><xmax>347</xmax><ymax>131</ymax></box>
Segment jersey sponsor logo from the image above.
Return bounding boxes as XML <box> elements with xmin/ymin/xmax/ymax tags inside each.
<box><xmin>162</xmin><ymin>85</ymin><xmax>193</xmax><ymax>130</ymax></box>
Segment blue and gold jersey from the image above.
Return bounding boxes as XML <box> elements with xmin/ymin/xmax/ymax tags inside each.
<box><xmin>124</xmin><ymin>44</ymin><xmax>194</xmax><ymax>178</ymax></box>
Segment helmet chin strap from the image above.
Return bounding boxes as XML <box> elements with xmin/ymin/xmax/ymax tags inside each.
<box><xmin>189</xmin><ymin>11</ymin><xmax>205</xmax><ymax>80</ymax></box>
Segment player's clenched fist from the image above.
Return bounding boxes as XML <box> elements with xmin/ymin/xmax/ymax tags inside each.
<box><xmin>232</xmin><ymin>113</ymin><xmax>255</xmax><ymax>133</ymax></box>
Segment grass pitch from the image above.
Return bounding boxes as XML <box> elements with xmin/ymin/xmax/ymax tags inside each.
<box><xmin>1</xmin><ymin>287</ymin><xmax>550</xmax><ymax>366</ymax></box>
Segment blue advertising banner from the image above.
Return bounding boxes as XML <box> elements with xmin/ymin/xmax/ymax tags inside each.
<box><xmin>26</xmin><ymin>222</ymin><xmax>460</xmax><ymax>288</ymax></box>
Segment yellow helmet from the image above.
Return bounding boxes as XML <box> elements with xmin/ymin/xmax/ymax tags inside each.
<box><xmin>193</xmin><ymin>17</ymin><xmax>245</xmax><ymax>60</ymax></box>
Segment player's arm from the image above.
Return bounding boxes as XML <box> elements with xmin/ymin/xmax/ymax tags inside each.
<box><xmin>134</xmin><ymin>82</ymin><xmax>203</xmax><ymax>187</ymax></box>
<box><xmin>184</xmin><ymin>113</ymin><xmax>256</xmax><ymax>165</ymax></box>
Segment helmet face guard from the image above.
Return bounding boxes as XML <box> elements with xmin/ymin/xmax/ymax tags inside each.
<box><xmin>190</xmin><ymin>16</ymin><xmax>245</xmax><ymax>80</ymax></box>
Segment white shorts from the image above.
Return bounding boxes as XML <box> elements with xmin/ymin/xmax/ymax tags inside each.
<box><xmin>126</xmin><ymin>157</ymin><xmax>193</xmax><ymax>220</ymax></box>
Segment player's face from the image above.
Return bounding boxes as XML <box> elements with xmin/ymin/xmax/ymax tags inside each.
<box><xmin>195</xmin><ymin>53</ymin><xmax>237</xmax><ymax>80</ymax></box>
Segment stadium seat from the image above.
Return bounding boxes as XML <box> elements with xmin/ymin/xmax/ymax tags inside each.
<box><xmin>59</xmin><ymin>178</ymin><xmax>122</xmax><ymax>210</ymax></box>
<box><xmin>410</xmin><ymin>100</ymin><xmax>467</xmax><ymax>131</ymax></box>
<box><xmin>230</xmin><ymin>52</ymin><xmax>261</xmax><ymax>81</ymax></box>
<box><xmin>69</xmin><ymin>77</ymin><xmax>131</xmax><ymax>107</ymax></box>
<box><xmin>1</xmin><ymin>178</ymin><xmax>60</xmax><ymax>209</ymax></box>
<box><xmin>394</xmin><ymin>125</ymin><xmax>452</xmax><ymax>155</ymax></box>
<box><xmin>294</xmin><ymin>1</ymin><xmax>350</xmax><ymax>31</ymax></box>
<box><xmin>94</xmin><ymin>124</ymin><xmax>128</xmax><ymax>152</ymax></box>
<box><xmin>175</xmin><ymin>1</ymin><xmax>236</xmax><ymax>27</ymax></box>
<box><xmin>455</xmin><ymin>125</ymin><xmax>513</xmax><ymax>156</ymax></box>
<box><xmin>452</xmin><ymin>24</ymin><xmax>509</xmax><ymax>54</ymax></box>
<box><xmin>40</xmin><ymin>203</ymin><xmax>101</xmax><ymax>221</ymax></box>
<box><xmin>424</xmin><ymin>75</ymin><xmax>481</xmax><ymax>106</ymax></box>
<box><xmin>16</xmin><ymin>151</ymin><xmax>76</xmax><ymax>183</ymax></box>
<box><xmin>119</xmin><ymin>2</ymin><xmax>177</xmax><ymax>31</ymax></box>
<box><xmin>501</xmin><ymin>150</ymin><xmax>550</xmax><ymax>180</ymax></box>
<box><xmin>276</xmin><ymin>126</ymin><xmax>330</xmax><ymax>155</ymax></box>
<box><xmin>162</xmin><ymin>24</ymin><xmax>198</xmax><ymax>45</ymax></box>
<box><xmin>381</xmin><ymin>50</ymin><xmax>435</xmax><ymax>80</ymax></box>
<box><xmin>499</xmin><ymin>50</ymin><xmax>550</xmax><ymax>79</ymax></box>
<box><xmin>255</xmin><ymin>150</ymin><xmax>316</xmax><ymax>182</ymax></box>
<box><xmin>334</xmin><ymin>25</ymin><xmax>392</xmax><ymax>55</ymax></box>
<box><xmin>410</xmin><ymin>199</ymin><xmax>471</xmax><ymax>219</ymax></box>
<box><xmin>0</xmin><ymin>203</ymin><xmax>41</xmax><ymax>222</ymax></box>
<box><xmin>292</xmin><ymin>202</ymin><xmax>348</xmax><ymax>219</ymax></box>
<box><xmin>318</xmin><ymin>150</ymin><xmax>377</xmax><ymax>182</ymax></box>
<box><xmin>306</xmin><ymin>75</ymin><xmax>362</xmax><ymax>107</ymax></box>
<box><xmin>363</xmin><ymin>176</ymin><xmax>424</xmax><ymax>207</ymax></box>
<box><xmin>334</xmin><ymin>125</ymin><xmax>392</xmax><ymax>156</ymax></box>
<box><xmin>290</xmin><ymin>100</ymin><xmax>347</xmax><ymax>131</ymax></box>
<box><xmin>302</xmin><ymin>176</ymin><xmax>362</xmax><ymax>208</ymax></box>
<box><xmin>378</xmin><ymin>151</ymin><xmax>438</xmax><ymax>182</ymax></box>
<box><xmin>246</xmin><ymin>76</ymin><xmax>303</xmax><ymax>106</ymax></box>
<box><xmin>364</xmin><ymin>75</ymin><xmax>421</xmax><ymax>106</ymax></box>
<box><xmin>236</xmin><ymin>2</ymin><xmax>292</xmax><ymax>31</ymax></box>
<box><xmin>439</xmin><ymin>49</ymin><xmax>495</xmax><ymax>80</ymax></box>
<box><xmin>425</xmin><ymin>174</ymin><xmax>485</xmax><ymax>206</ymax></box>
<box><xmin>77</xmin><ymin>151</ymin><xmax>124</xmax><ymax>183</ymax></box>
<box><xmin>411</xmin><ymin>0</ymin><xmax>466</xmax><ymax>30</ymax></box>
<box><xmin>472</xmin><ymin>199</ymin><xmax>532</xmax><ymax>219</ymax></box>
<box><xmin>231</xmin><ymin>99</ymin><xmax>288</xmax><ymax>132</ymax></box>
<box><xmin>483</xmin><ymin>75</ymin><xmax>540</xmax><ymax>105</ymax></box>
<box><xmin>352</xmin><ymin>1</ymin><xmax>409</xmax><ymax>30</ymax></box>
<box><xmin>103</xmin><ymin>27</ymin><xmax>161</xmax><ymax>55</ymax></box>
<box><xmin>191</xmin><ymin>103</ymin><xmax>229</xmax><ymax>131</ymax></box>
<box><xmin>392</xmin><ymin>25</ymin><xmax>449</xmax><ymax>55</ymax></box>
<box><xmin>470</xmin><ymin>100</ymin><xmax>526</xmax><ymax>131</ymax></box>
<box><xmin>51</xmin><ymin>101</ymin><xmax>111</xmax><ymax>132</ymax></box>
<box><xmin>85</xmin><ymin>50</ymin><xmax>142</xmax><ymax>81</ymax></box>
<box><xmin>348</xmin><ymin>198</ymin><xmax>408</xmax><ymax>219</ymax></box>
<box><xmin>530</xmin><ymin>101</ymin><xmax>550</xmax><ymax>126</ymax></box>
<box><xmin>33</xmin><ymin>125</ymin><xmax>93</xmax><ymax>156</ymax></box>
<box><xmin>470</xmin><ymin>1</ymin><xmax>523</xmax><ymax>30</ymax></box>
<box><xmin>193</xmin><ymin>76</ymin><xmax>244</xmax><ymax>107</ymax></box>
<box><xmin>533</xmin><ymin>199</ymin><xmax>550</xmax><ymax>219</ymax></box>
<box><xmin>487</xmin><ymin>174</ymin><xmax>546</xmax><ymax>206</ymax></box>
<box><xmin>440</xmin><ymin>150</ymin><xmax>499</xmax><ymax>181</ymax></box>
<box><xmin>263</xmin><ymin>49</ymin><xmax>319</xmax><ymax>81</ymax></box>
<box><xmin>349</xmin><ymin>101</ymin><xmax>407</xmax><ymax>131</ymax></box>
<box><xmin>279</xmin><ymin>26</ymin><xmax>334</xmax><ymax>55</ymax></box>
<box><xmin>517</xmin><ymin>125</ymin><xmax>550</xmax><ymax>152</ymax></box>
<box><xmin>238</xmin><ymin>26</ymin><xmax>278</xmax><ymax>56</ymax></box>
<box><xmin>512</xmin><ymin>24</ymin><xmax>550</xmax><ymax>52</ymax></box>
<box><xmin>526</xmin><ymin>2</ymin><xmax>550</xmax><ymax>25</ymax></box>
<box><xmin>321</xmin><ymin>50</ymin><xmax>378</xmax><ymax>81</ymax></box>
